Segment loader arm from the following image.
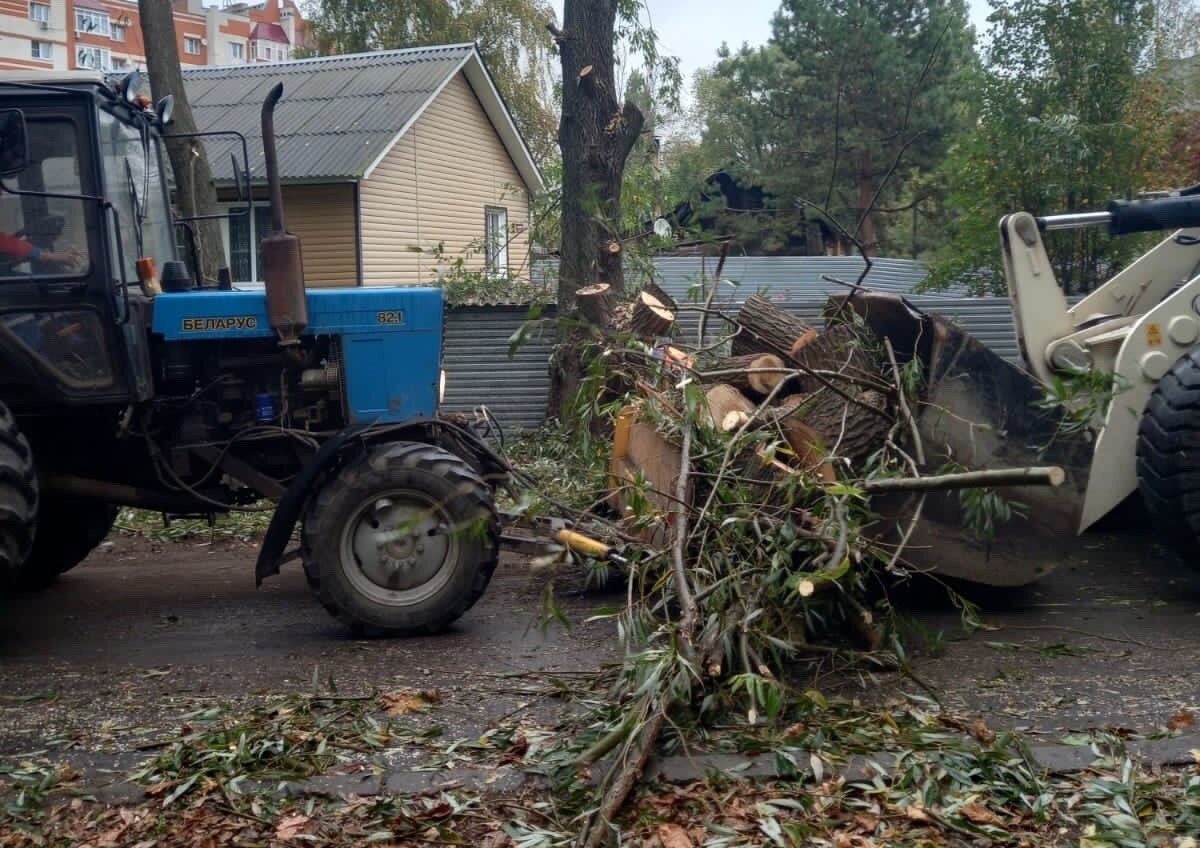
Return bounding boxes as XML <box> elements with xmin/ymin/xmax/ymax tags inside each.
<box><xmin>1001</xmin><ymin>203</ymin><xmax>1200</xmax><ymax>531</ymax></box>
<box><xmin>1001</xmin><ymin>212</ymin><xmax>1200</xmax><ymax>383</ymax></box>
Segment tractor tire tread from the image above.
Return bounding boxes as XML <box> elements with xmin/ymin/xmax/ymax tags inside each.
<box><xmin>15</xmin><ymin>499</ymin><xmax>118</xmax><ymax>590</ymax></box>
<box><xmin>301</xmin><ymin>441</ymin><xmax>498</xmax><ymax>636</ymax></box>
<box><xmin>1137</xmin><ymin>349</ymin><xmax>1200</xmax><ymax>561</ymax></box>
<box><xmin>0</xmin><ymin>400</ymin><xmax>36</xmax><ymax>582</ymax></box>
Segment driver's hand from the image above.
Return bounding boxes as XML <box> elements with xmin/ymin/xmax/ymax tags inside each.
<box><xmin>42</xmin><ymin>248</ymin><xmax>87</xmax><ymax>272</ymax></box>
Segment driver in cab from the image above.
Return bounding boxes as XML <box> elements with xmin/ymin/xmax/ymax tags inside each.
<box><xmin>0</xmin><ymin>231</ymin><xmax>84</xmax><ymax>269</ymax></box>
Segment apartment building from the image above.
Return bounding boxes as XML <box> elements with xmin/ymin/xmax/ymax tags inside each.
<box><xmin>0</xmin><ymin>0</ymin><xmax>308</xmax><ymax>73</ymax></box>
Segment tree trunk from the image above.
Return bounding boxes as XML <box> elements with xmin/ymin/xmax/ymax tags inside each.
<box><xmin>139</xmin><ymin>0</ymin><xmax>226</xmax><ymax>285</ymax></box>
<box><xmin>793</xmin><ymin>322</ymin><xmax>880</xmax><ymax>390</ymax></box>
<box><xmin>856</xmin><ymin>152</ymin><xmax>877</xmax><ymax>257</ymax></box>
<box><xmin>732</xmin><ymin>295</ymin><xmax>817</xmax><ymax>358</ymax></box>
<box><xmin>557</xmin><ymin>0</ymin><xmax>645</xmax><ymax>310</ymax></box>
<box><xmin>788</xmin><ymin>386</ymin><xmax>890</xmax><ymax>466</ymax></box>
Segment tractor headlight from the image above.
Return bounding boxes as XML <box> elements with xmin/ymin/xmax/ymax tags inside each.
<box><xmin>439</xmin><ymin>369</ymin><xmax>447</xmax><ymax>405</ymax></box>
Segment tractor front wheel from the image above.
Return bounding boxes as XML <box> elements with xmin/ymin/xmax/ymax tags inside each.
<box><xmin>15</xmin><ymin>498</ymin><xmax>118</xmax><ymax>589</ymax></box>
<box><xmin>0</xmin><ymin>400</ymin><xmax>36</xmax><ymax>587</ymax></box>
<box><xmin>301</xmin><ymin>442</ymin><xmax>499</xmax><ymax>635</ymax></box>
<box><xmin>1137</xmin><ymin>348</ymin><xmax>1200</xmax><ymax>562</ymax></box>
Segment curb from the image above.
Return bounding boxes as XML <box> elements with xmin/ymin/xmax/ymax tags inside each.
<box><xmin>45</xmin><ymin>731</ymin><xmax>1200</xmax><ymax>805</ymax></box>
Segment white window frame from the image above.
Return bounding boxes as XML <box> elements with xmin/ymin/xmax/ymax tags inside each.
<box><xmin>75</xmin><ymin>9</ymin><xmax>110</xmax><ymax>37</ymax></box>
<box><xmin>230</xmin><ymin>41</ymin><xmax>245</xmax><ymax>61</ymax></box>
<box><xmin>30</xmin><ymin>40</ymin><xmax>52</xmax><ymax>61</ymax></box>
<box><xmin>29</xmin><ymin>3</ymin><xmax>49</xmax><ymax>24</ymax></box>
<box><xmin>110</xmin><ymin>24</ymin><xmax>124</xmax><ymax>42</ymax></box>
<box><xmin>75</xmin><ymin>45</ymin><xmax>111</xmax><ymax>71</ymax></box>
<box><xmin>485</xmin><ymin>206</ymin><xmax>509</xmax><ymax>279</ymax></box>
<box><xmin>184</xmin><ymin>36</ymin><xmax>202</xmax><ymax>55</ymax></box>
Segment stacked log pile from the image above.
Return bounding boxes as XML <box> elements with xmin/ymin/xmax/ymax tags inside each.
<box><xmin>607</xmin><ymin>288</ymin><xmax>896</xmax><ymax>522</ymax></box>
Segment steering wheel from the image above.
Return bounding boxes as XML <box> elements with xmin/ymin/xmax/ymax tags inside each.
<box><xmin>14</xmin><ymin>214</ymin><xmax>65</xmax><ymax>241</ymax></box>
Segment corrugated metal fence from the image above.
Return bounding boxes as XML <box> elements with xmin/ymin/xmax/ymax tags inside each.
<box><xmin>440</xmin><ymin>297</ymin><xmax>1040</xmax><ymax>434</ymax></box>
<box><xmin>675</xmin><ymin>296</ymin><xmax>1030</xmax><ymax>363</ymax></box>
<box><xmin>442</xmin><ymin>306</ymin><xmax>556</xmax><ymax>433</ymax></box>
<box><xmin>444</xmin><ymin>253</ymin><xmax>1074</xmax><ymax>432</ymax></box>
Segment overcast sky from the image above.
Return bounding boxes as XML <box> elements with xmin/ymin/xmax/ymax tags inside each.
<box><xmin>550</xmin><ymin>1</ymin><xmax>993</xmax><ymax>96</ymax></box>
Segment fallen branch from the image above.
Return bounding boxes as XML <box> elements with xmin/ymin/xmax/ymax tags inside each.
<box><xmin>671</xmin><ymin>423</ymin><xmax>699</xmax><ymax>665</ymax></box>
<box><xmin>862</xmin><ymin>466</ymin><xmax>1065</xmax><ymax>494</ymax></box>
<box><xmin>884</xmin><ymin>338</ymin><xmax>926</xmax><ymax>573</ymax></box>
<box><xmin>580</xmin><ymin>704</ymin><xmax>667</xmax><ymax>848</ymax></box>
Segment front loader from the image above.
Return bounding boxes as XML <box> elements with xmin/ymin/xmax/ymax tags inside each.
<box><xmin>843</xmin><ymin>188</ymin><xmax>1200</xmax><ymax>584</ymax></box>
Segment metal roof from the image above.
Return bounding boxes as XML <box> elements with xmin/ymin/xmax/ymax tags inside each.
<box><xmin>181</xmin><ymin>44</ymin><xmax>543</xmax><ymax>191</ymax></box>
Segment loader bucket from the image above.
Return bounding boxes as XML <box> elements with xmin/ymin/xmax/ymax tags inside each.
<box><xmin>835</xmin><ymin>292</ymin><xmax>1092</xmax><ymax>587</ymax></box>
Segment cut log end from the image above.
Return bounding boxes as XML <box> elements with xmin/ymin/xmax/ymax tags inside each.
<box><xmin>576</xmin><ymin>282</ymin><xmax>614</xmax><ymax>326</ymax></box>
<box><xmin>703</xmin><ymin>383</ymin><xmax>755</xmax><ymax>431</ymax></box>
<box><xmin>746</xmin><ymin>354</ymin><xmax>787</xmax><ymax>395</ymax></box>
<box><xmin>630</xmin><ymin>290</ymin><xmax>676</xmax><ymax>340</ymax></box>
<box><xmin>721</xmin><ymin>410</ymin><xmax>752</xmax><ymax>432</ymax></box>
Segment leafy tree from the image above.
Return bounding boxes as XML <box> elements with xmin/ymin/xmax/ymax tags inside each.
<box><xmin>929</xmin><ymin>0</ymin><xmax>1194</xmax><ymax>294</ymax></box>
<box><xmin>662</xmin><ymin>45</ymin><xmax>813</xmax><ymax>255</ymax></box>
<box><xmin>677</xmin><ymin>1</ymin><xmax>975</xmax><ymax>257</ymax></box>
<box><xmin>308</xmin><ymin>0</ymin><xmax>558</xmax><ymax>165</ymax></box>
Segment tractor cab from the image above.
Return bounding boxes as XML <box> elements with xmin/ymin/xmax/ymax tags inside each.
<box><xmin>0</xmin><ymin>71</ymin><xmax>181</xmax><ymax>408</ymax></box>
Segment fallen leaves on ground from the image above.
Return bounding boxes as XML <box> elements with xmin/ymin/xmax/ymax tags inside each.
<box><xmin>1168</xmin><ymin>708</ymin><xmax>1196</xmax><ymax>732</ymax></box>
<box><xmin>656</xmin><ymin>822</ymin><xmax>693</xmax><ymax>848</ymax></box>
<box><xmin>379</xmin><ymin>688</ymin><xmax>440</xmax><ymax>716</ymax></box>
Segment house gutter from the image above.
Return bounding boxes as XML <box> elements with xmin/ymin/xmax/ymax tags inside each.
<box><xmin>353</xmin><ymin>180</ymin><xmax>364</xmax><ymax>286</ymax></box>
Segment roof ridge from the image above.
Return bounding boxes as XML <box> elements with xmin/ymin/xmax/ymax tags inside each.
<box><xmin>182</xmin><ymin>43</ymin><xmax>476</xmax><ymax>75</ymax></box>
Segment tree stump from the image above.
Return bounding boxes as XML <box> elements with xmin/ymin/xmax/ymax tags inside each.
<box><xmin>630</xmin><ymin>291</ymin><xmax>675</xmax><ymax>340</ymax></box>
<box><xmin>576</xmin><ymin>283</ymin><xmax>613</xmax><ymax>327</ymax></box>
<box><xmin>732</xmin><ymin>294</ymin><xmax>817</xmax><ymax>358</ymax></box>
<box><xmin>642</xmin><ymin>279</ymin><xmax>677</xmax><ymax>312</ymax></box>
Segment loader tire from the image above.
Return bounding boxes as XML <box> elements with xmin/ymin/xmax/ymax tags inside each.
<box><xmin>15</xmin><ymin>498</ymin><xmax>117</xmax><ymax>589</ymax></box>
<box><xmin>1136</xmin><ymin>348</ymin><xmax>1200</xmax><ymax>561</ymax></box>
<box><xmin>301</xmin><ymin>441</ymin><xmax>499</xmax><ymax>636</ymax></box>
<box><xmin>0</xmin><ymin>401</ymin><xmax>36</xmax><ymax>587</ymax></box>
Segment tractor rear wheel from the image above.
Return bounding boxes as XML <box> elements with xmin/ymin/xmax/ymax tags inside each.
<box><xmin>1136</xmin><ymin>348</ymin><xmax>1200</xmax><ymax>561</ymax></box>
<box><xmin>0</xmin><ymin>400</ymin><xmax>36</xmax><ymax>587</ymax></box>
<box><xmin>15</xmin><ymin>498</ymin><xmax>118</xmax><ymax>589</ymax></box>
<box><xmin>301</xmin><ymin>441</ymin><xmax>499</xmax><ymax>635</ymax></box>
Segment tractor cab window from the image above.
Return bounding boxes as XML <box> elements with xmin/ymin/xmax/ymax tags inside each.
<box><xmin>97</xmin><ymin>108</ymin><xmax>175</xmax><ymax>284</ymax></box>
<box><xmin>0</xmin><ymin>116</ymin><xmax>91</xmax><ymax>280</ymax></box>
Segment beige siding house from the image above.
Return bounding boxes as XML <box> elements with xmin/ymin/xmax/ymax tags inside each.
<box><xmin>182</xmin><ymin>44</ymin><xmax>542</xmax><ymax>287</ymax></box>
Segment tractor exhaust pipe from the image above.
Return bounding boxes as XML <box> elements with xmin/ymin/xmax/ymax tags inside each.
<box><xmin>260</xmin><ymin>83</ymin><xmax>307</xmax><ymax>349</ymax></box>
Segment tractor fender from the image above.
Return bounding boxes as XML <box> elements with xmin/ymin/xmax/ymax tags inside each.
<box><xmin>254</xmin><ymin>417</ymin><xmax>510</xmax><ymax>585</ymax></box>
<box><xmin>255</xmin><ymin>422</ymin><xmax>370</xmax><ymax>585</ymax></box>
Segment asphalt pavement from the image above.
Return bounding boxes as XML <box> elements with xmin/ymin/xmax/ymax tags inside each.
<box><xmin>1</xmin><ymin>525</ymin><xmax>1198</xmax><ymax>777</ymax></box>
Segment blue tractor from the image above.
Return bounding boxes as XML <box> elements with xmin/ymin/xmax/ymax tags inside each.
<box><xmin>0</xmin><ymin>72</ymin><xmax>507</xmax><ymax>634</ymax></box>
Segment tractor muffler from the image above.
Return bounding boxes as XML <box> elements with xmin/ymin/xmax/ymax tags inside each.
<box><xmin>260</xmin><ymin>83</ymin><xmax>308</xmax><ymax>350</ymax></box>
